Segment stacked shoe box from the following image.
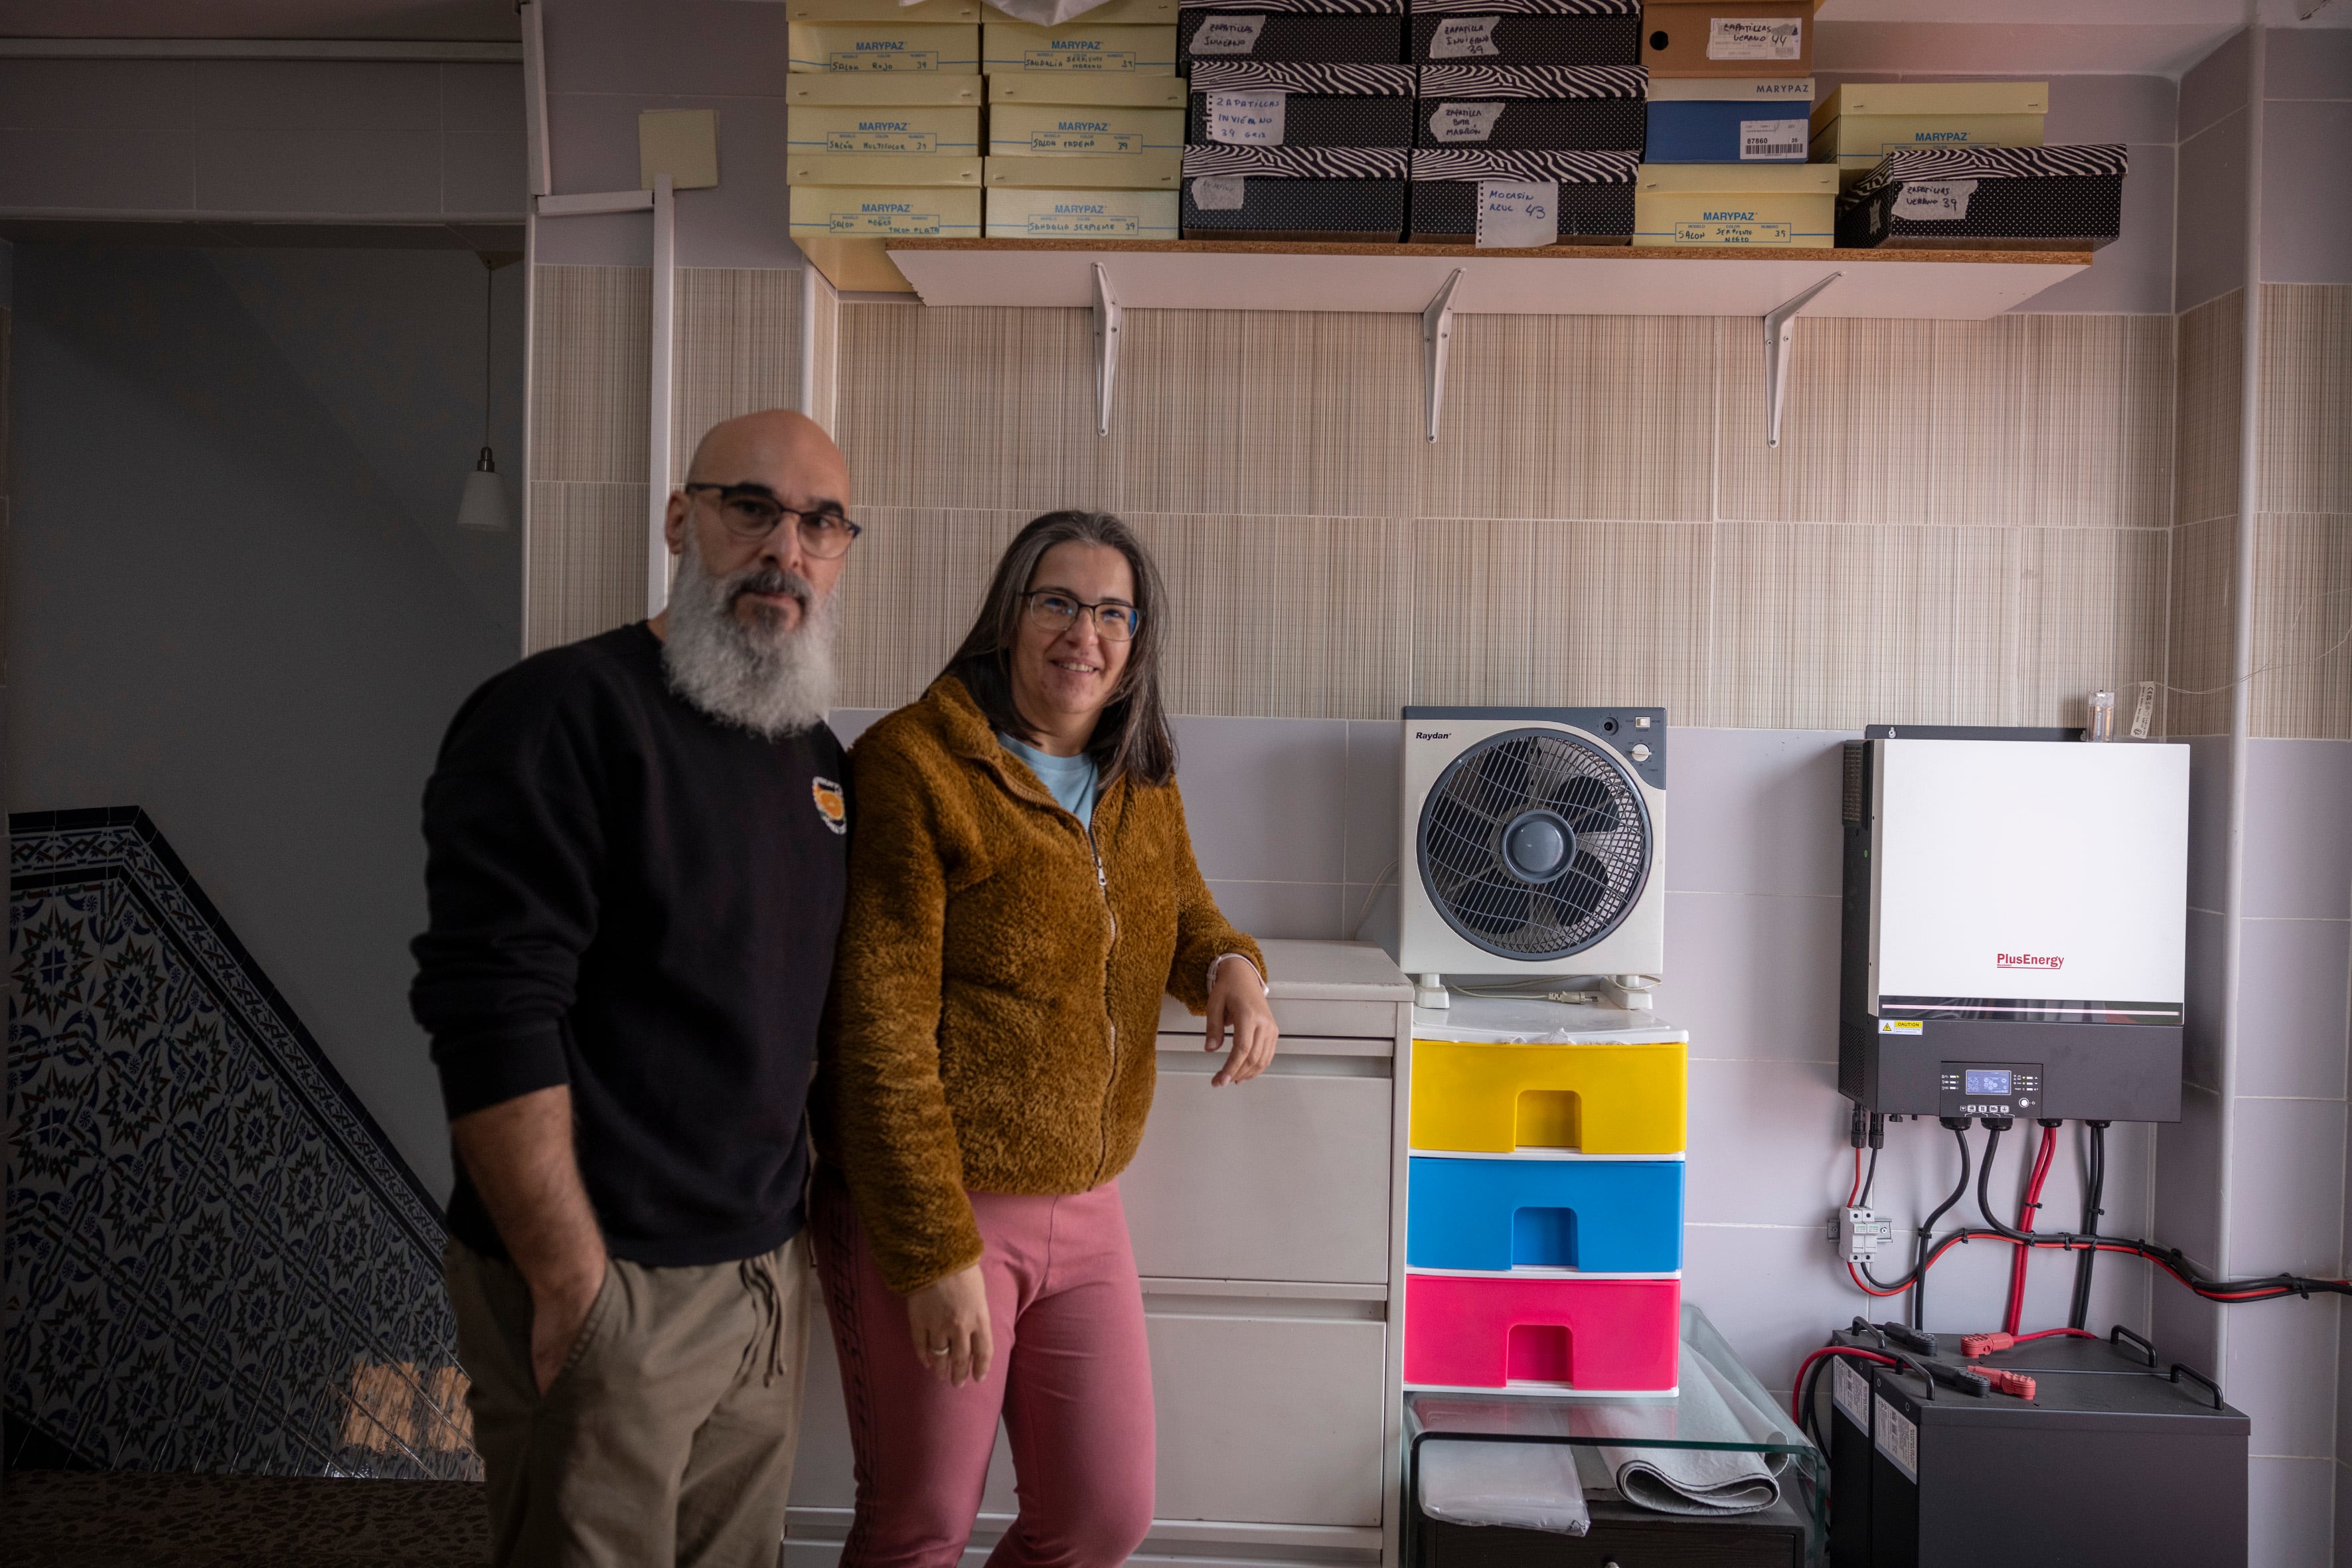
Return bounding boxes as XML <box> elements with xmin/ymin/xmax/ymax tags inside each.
<box><xmin>1810</xmin><ymin>80</ymin><xmax>2047</xmax><ymax>191</ymax></box>
<box><xmin>1405</xmin><ymin>0</ymin><xmax>1641</xmax><ymax>246</ymax></box>
<box><xmin>1179</xmin><ymin>0</ymin><xmax>1413</xmax><ymax>241</ymax></box>
<box><xmin>983</xmin><ymin>0</ymin><xmax>1185</xmax><ymax>240</ymax></box>
<box><xmin>1632</xmin><ymin>0</ymin><xmax>1830</xmax><ymax>245</ymax></box>
<box><xmin>787</xmin><ymin>0</ymin><xmax>986</xmax><ymax>289</ymax></box>
<box><xmin>1401</xmin><ymin>998</ymin><xmax>1688</xmax><ymax>1395</ymax></box>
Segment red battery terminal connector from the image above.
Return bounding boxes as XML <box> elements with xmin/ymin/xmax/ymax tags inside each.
<box><xmin>1984</xmin><ymin>1368</ymin><xmax>2037</xmax><ymax>1399</ymax></box>
<box><xmin>1960</xmin><ymin>1332</ymin><xmax>2015</xmax><ymax>1358</ymax></box>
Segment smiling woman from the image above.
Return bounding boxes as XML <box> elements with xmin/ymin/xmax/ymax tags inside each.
<box><xmin>811</xmin><ymin>509</ymin><xmax>1280</xmax><ymax>1568</ymax></box>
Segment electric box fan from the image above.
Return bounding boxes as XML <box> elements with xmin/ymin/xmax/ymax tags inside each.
<box><xmin>1398</xmin><ymin>707</ymin><xmax>1667</xmax><ymax>1010</ymax></box>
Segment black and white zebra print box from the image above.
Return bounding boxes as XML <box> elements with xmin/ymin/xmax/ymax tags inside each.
<box><xmin>1406</xmin><ymin>146</ymin><xmax>1636</xmax><ymax>241</ymax></box>
<box><xmin>1188</xmin><ymin>61</ymin><xmax>1419</xmax><ymax>147</ymax></box>
<box><xmin>1413</xmin><ymin>63</ymin><xmax>1646</xmax><ymax>150</ymax></box>
<box><xmin>1180</xmin><ymin>0</ymin><xmax>1407</xmax><ymax>67</ymax></box>
<box><xmin>1408</xmin><ymin>0</ymin><xmax>1642</xmax><ymax>68</ymax></box>
<box><xmin>1180</xmin><ymin>143</ymin><xmax>1410</xmax><ymax>238</ymax></box>
<box><xmin>1836</xmin><ymin>144</ymin><xmax>2127</xmax><ymax>250</ymax></box>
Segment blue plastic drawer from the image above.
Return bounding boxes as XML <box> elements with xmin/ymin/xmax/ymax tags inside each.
<box><xmin>1407</xmin><ymin>1155</ymin><xmax>1683</xmax><ymax>1272</ymax></box>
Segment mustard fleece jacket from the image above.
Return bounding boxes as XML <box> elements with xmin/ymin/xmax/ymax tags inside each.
<box><xmin>817</xmin><ymin>674</ymin><xmax>1267</xmax><ymax>1295</ymax></box>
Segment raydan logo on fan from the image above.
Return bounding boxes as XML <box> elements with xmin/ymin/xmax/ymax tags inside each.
<box><xmin>1412</xmin><ymin>730</ymin><xmax>1452</xmax><ymax>740</ymax></box>
<box><xmin>1996</xmin><ymin>951</ymin><xmax>2064</xmax><ymax>971</ymax></box>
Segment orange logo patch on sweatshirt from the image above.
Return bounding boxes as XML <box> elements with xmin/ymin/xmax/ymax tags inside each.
<box><xmin>812</xmin><ymin>776</ymin><xmax>848</xmax><ymax>834</ymax></box>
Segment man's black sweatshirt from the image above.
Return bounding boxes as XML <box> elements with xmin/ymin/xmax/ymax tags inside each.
<box><xmin>411</xmin><ymin>623</ymin><xmax>848</xmax><ymax>1267</ymax></box>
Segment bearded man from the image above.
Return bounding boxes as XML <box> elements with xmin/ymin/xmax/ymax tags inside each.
<box><xmin>411</xmin><ymin>410</ymin><xmax>856</xmax><ymax>1568</ymax></box>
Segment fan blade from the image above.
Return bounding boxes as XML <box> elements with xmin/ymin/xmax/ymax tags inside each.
<box><xmin>1547</xmin><ymin>773</ymin><xmax>1620</xmax><ymax>835</ymax></box>
<box><xmin>1470</xmin><ymin>741</ymin><xmax>1541</xmax><ymax>815</ymax></box>
<box><xmin>1542</xmin><ymin>850</ymin><xmax>1614</xmax><ymax>923</ymax></box>
<box><xmin>1425</xmin><ymin>795</ymin><xmax>1494</xmax><ymax>880</ymax></box>
<box><xmin>1452</xmin><ymin>872</ymin><xmax>1533</xmax><ymax>939</ymax></box>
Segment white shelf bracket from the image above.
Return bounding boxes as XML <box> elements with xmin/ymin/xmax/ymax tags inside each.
<box><xmin>1091</xmin><ymin>262</ymin><xmax>1123</xmax><ymax>437</ymax></box>
<box><xmin>1761</xmin><ymin>270</ymin><xmax>1842</xmax><ymax>449</ymax></box>
<box><xmin>1421</xmin><ymin>268</ymin><xmax>1463</xmax><ymax>445</ymax></box>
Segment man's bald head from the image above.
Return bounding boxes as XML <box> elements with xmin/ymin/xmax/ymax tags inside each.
<box><xmin>684</xmin><ymin>410</ymin><xmax>849</xmax><ymax>508</ymax></box>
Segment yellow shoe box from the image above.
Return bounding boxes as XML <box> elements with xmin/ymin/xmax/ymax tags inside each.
<box><xmin>985</xmin><ymin>186</ymin><xmax>1180</xmax><ymax>238</ymax></box>
<box><xmin>789</xmin><ymin>101</ymin><xmax>982</xmax><ymax>157</ymax></box>
<box><xmin>788</xmin><ymin>73</ymin><xmax>984</xmax><ymax>108</ymax></box>
<box><xmin>987</xmin><ymin>71</ymin><xmax>1187</xmax><ymax>108</ymax></box>
<box><xmin>789</xmin><ymin>182</ymin><xmax>984</xmax><ymax>238</ymax></box>
<box><xmin>981</xmin><ymin>0</ymin><xmax>1176</xmax><ymax>21</ymax></box>
<box><xmin>984</xmin><ymin>152</ymin><xmax>1180</xmax><ymax>189</ymax></box>
<box><xmin>1633</xmin><ymin>161</ymin><xmax>1834</xmax><ymax>246</ymax></box>
<box><xmin>788</xmin><ymin>23</ymin><xmax>982</xmax><ymax>72</ymax></box>
<box><xmin>787</xmin><ymin>153</ymin><xmax>984</xmax><ymax>188</ymax></box>
<box><xmin>784</xmin><ymin>0</ymin><xmax>980</xmax><ymax>19</ymax></box>
<box><xmin>987</xmin><ymin>102</ymin><xmax>1182</xmax><ymax>160</ymax></box>
<box><xmin>1810</xmin><ymin>81</ymin><xmax>2048</xmax><ymax>189</ymax></box>
<box><xmin>982</xmin><ymin>22</ymin><xmax>1179</xmax><ymax>74</ymax></box>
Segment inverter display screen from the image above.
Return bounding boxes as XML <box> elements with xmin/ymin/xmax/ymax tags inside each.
<box><xmin>1964</xmin><ymin>1068</ymin><xmax>2012</xmax><ymax>1095</ymax></box>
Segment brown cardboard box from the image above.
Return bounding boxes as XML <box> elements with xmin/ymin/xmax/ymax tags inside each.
<box><xmin>1640</xmin><ymin>0</ymin><xmax>1817</xmax><ymax>78</ymax></box>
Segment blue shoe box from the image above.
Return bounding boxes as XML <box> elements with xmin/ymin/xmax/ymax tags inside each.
<box><xmin>1643</xmin><ymin>76</ymin><xmax>1813</xmax><ymax>163</ymax></box>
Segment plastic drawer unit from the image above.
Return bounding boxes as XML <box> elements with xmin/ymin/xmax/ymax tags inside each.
<box><xmin>1407</xmin><ymin>1154</ymin><xmax>1684</xmax><ymax>1272</ymax></box>
<box><xmin>1403</xmin><ymin>1273</ymin><xmax>1682</xmax><ymax>1392</ymax></box>
<box><xmin>1409</xmin><ymin>1036</ymin><xmax>1686</xmax><ymax>1153</ymax></box>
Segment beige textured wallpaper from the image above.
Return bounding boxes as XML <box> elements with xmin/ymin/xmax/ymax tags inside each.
<box><xmin>527</xmin><ymin>264</ymin><xmax>2343</xmax><ymax>736</ymax></box>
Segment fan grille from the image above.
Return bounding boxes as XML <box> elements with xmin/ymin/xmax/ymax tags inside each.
<box><xmin>1416</xmin><ymin>727</ymin><xmax>1653</xmax><ymax>961</ymax></box>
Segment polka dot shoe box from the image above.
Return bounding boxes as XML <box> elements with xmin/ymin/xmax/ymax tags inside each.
<box><xmin>1837</xmin><ymin>143</ymin><xmax>2127</xmax><ymax>250</ymax></box>
<box><xmin>1180</xmin><ymin>0</ymin><xmax>1408</xmax><ymax>68</ymax></box>
<box><xmin>1409</xmin><ymin>0</ymin><xmax>1642</xmax><ymax>68</ymax></box>
<box><xmin>1413</xmin><ymin>64</ymin><xmax>1646</xmax><ymax>150</ymax></box>
<box><xmin>1188</xmin><ymin>60</ymin><xmax>1418</xmax><ymax>147</ymax></box>
<box><xmin>1181</xmin><ymin>143</ymin><xmax>1410</xmax><ymax>238</ymax></box>
<box><xmin>1407</xmin><ymin>146</ymin><xmax>1636</xmax><ymax>241</ymax></box>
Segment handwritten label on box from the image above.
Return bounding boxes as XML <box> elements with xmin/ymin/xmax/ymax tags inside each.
<box><xmin>1429</xmin><ymin>15</ymin><xmax>1500</xmax><ymax>58</ymax></box>
<box><xmin>1430</xmin><ymin>102</ymin><xmax>1506</xmax><ymax>142</ymax></box>
<box><xmin>1208</xmin><ymin>90</ymin><xmax>1287</xmax><ymax>145</ymax></box>
<box><xmin>1190</xmin><ymin>174</ymin><xmax>1247</xmax><ymax>210</ymax></box>
<box><xmin>1893</xmin><ymin>179</ymin><xmax>1976</xmax><ymax>220</ymax></box>
<box><xmin>1189</xmin><ymin>15</ymin><xmax>1267</xmax><ymax>53</ymax></box>
<box><xmin>1476</xmin><ymin>179</ymin><xmax>1557</xmax><ymax>248</ymax></box>
<box><xmin>1707</xmin><ymin>18</ymin><xmax>1802</xmax><ymax>59</ymax></box>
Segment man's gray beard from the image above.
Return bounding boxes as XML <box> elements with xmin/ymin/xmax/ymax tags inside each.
<box><xmin>661</xmin><ymin>532</ymin><xmax>839</xmax><ymax>740</ymax></box>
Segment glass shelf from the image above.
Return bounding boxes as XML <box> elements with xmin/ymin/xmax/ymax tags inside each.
<box><xmin>1403</xmin><ymin>1304</ymin><xmax>1825</xmax><ymax>1565</ymax></box>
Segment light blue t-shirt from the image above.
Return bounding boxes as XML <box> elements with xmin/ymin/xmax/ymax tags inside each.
<box><xmin>1000</xmin><ymin>734</ymin><xmax>1100</xmax><ymax>827</ymax></box>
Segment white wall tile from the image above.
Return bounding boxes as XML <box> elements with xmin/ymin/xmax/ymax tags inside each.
<box><xmin>1342</xmin><ymin>720</ymin><xmax>1403</xmax><ymax>888</ymax></box>
<box><xmin>1652</xmin><ymin>892</ymin><xmax>1839</xmax><ymax>1063</ymax></box>
<box><xmin>2248</xmin><ymin>1456</ymin><xmax>2335</xmax><ymax>1568</ymax></box>
<box><xmin>2264</xmin><ymin>102</ymin><xmax>2352</xmax><ymax>288</ymax></box>
<box><xmin>2040</xmin><ymin>72</ymin><xmax>2180</xmax><ymax>145</ymax></box>
<box><xmin>2187</xmin><ymin>906</ymin><xmax>2229</xmax><ymax>1094</ymax></box>
<box><xmin>193</xmin><ymin>127</ymin><xmax>443</xmax><ymax>215</ymax></box>
<box><xmin>0</xmin><ymin>58</ymin><xmax>193</xmax><ymax>129</ymax></box>
<box><xmin>2180</xmin><ymin>27</ymin><xmax>2250</xmax><ymax>142</ymax></box>
<box><xmin>2158</xmin><ymin>1082</ymin><xmax>2227</xmax><ymax>1273</ymax></box>
<box><xmin>2245</xmin><ymin>742</ymin><xmax>2352</xmax><ymax>922</ymax></box>
<box><xmin>2231</xmin><ymin>1096</ymin><xmax>2349</xmax><ymax>1280</ymax></box>
<box><xmin>2228</xmin><ymin>1294</ymin><xmax>2342</xmax><ymax>1458</ymax></box>
<box><xmin>1201</xmin><ymin>879</ymin><xmax>1342</xmax><ymax>942</ymax></box>
<box><xmin>1684</xmin><ymin>1058</ymin><xmax>1848</xmax><ymax>1227</ymax></box>
<box><xmin>1171</xmin><ymin>716</ymin><xmax>1348</xmax><ymax>886</ymax></box>
<box><xmin>192</xmin><ymin>60</ymin><xmax>443</xmax><ymax>131</ymax></box>
<box><xmin>1660</xmin><ymin>728</ymin><xmax>1848</xmax><ymax>899</ymax></box>
<box><xmin>2235</xmin><ymin>918</ymin><xmax>2352</xmax><ymax>1101</ymax></box>
<box><xmin>0</xmin><ymin>126</ymin><xmax>193</xmax><ymax>210</ymax></box>
<box><xmin>2178</xmin><ymin>106</ymin><xmax>2252</xmax><ymax>313</ymax></box>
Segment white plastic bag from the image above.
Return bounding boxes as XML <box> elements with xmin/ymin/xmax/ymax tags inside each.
<box><xmin>947</xmin><ymin>0</ymin><xmax>1120</xmax><ymax>23</ymax></box>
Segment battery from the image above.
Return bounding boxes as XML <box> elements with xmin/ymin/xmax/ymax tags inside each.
<box><xmin>1821</xmin><ymin>1324</ymin><xmax>2246</xmax><ymax>1568</ymax></box>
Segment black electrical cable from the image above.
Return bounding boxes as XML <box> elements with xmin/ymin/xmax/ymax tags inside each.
<box><xmin>1859</xmin><ymin>1144</ymin><xmax>1880</xmax><ymax>1210</ymax></box>
<box><xmin>1900</xmin><ymin>1121</ymin><xmax>1973</xmax><ymax>1328</ymax></box>
<box><xmin>2069</xmin><ymin>1121</ymin><xmax>2108</xmax><ymax>1330</ymax></box>
<box><xmin>1845</xmin><ymin>1121</ymin><xmax>2352</xmax><ymax>1306</ymax></box>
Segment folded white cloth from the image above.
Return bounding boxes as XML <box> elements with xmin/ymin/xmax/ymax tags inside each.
<box><xmin>1587</xmin><ymin>1353</ymin><xmax>1788</xmax><ymax>1516</ymax></box>
<box><xmin>1417</xmin><ymin>1439</ymin><xmax>1592</xmax><ymax>1536</ymax></box>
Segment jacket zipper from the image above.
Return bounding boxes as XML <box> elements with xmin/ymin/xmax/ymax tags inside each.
<box><xmin>988</xmin><ymin>753</ymin><xmax>1123</xmax><ymax>1184</ymax></box>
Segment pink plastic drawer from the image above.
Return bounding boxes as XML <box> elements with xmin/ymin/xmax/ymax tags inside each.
<box><xmin>1403</xmin><ymin>1273</ymin><xmax>1680</xmax><ymax>1392</ymax></box>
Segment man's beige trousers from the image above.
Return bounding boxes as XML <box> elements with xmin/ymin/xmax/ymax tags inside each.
<box><xmin>445</xmin><ymin>1235</ymin><xmax>815</xmax><ymax>1568</ymax></box>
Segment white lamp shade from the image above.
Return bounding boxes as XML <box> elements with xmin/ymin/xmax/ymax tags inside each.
<box><xmin>457</xmin><ymin>467</ymin><xmax>510</xmax><ymax>533</ymax></box>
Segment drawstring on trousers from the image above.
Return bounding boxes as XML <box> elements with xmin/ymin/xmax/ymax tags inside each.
<box><xmin>742</xmin><ymin>1249</ymin><xmax>788</xmax><ymax>1386</ymax></box>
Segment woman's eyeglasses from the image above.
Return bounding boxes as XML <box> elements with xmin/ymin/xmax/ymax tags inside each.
<box><xmin>683</xmin><ymin>483</ymin><xmax>863</xmax><ymax>560</ymax></box>
<box><xmin>1023</xmin><ymin>590</ymin><xmax>1139</xmax><ymax>642</ymax></box>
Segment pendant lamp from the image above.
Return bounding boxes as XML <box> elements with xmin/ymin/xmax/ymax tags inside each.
<box><xmin>456</xmin><ymin>258</ymin><xmax>510</xmax><ymax>532</ymax></box>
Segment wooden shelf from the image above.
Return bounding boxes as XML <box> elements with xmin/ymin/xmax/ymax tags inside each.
<box><xmin>879</xmin><ymin>237</ymin><xmax>2090</xmax><ymax>319</ymax></box>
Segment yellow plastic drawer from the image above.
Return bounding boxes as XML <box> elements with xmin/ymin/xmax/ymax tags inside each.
<box><xmin>1409</xmin><ymin>1038</ymin><xmax>1686</xmax><ymax>1154</ymax></box>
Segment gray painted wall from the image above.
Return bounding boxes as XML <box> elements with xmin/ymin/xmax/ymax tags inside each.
<box><xmin>5</xmin><ymin>243</ymin><xmax>526</xmax><ymax>1200</ymax></box>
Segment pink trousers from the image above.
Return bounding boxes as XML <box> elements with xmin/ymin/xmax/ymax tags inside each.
<box><xmin>809</xmin><ymin>1171</ymin><xmax>1156</xmax><ymax>1568</ymax></box>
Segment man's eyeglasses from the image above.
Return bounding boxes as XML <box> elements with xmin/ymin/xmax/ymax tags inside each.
<box><xmin>1023</xmin><ymin>590</ymin><xmax>1140</xmax><ymax>643</ymax></box>
<box><xmin>683</xmin><ymin>483</ymin><xmax>863</xmax><ymax>560</ymax></box>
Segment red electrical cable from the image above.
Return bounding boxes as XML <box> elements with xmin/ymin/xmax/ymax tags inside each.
<box><xmin>2011</xmin><ymin>1327</ymin><xmax>2097</xmax><ymax>1344</ymax></box>
<box><xmin>2003</xmin><ymin>1126</ymin><xmax>2058</xmax><ymax>1335</ymax></box>
<box><xmin>1791</xmin><ymin>1346</ymin><xmax>1902</xmax><ymax>1425</ymax></box>
<box><xmin>1847</xmin><ymin>1146</ymin><xmax>1863</xmax><ymax>1208</ymax></box>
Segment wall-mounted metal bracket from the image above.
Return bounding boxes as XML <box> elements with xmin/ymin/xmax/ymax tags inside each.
<box><xmin>1091</xmin><ymin>262</ymin><xmax>1123</xmax><ymax>438</ymax></box>
<box><xmin>647</xmin><ymin>173</ymin><xmax>677</xmax><ymax>617</ymax></box>
<box><xmin>1762</xmin><ymin>271</ymin><xmax>1842</xmax><ymax>449</ymax></box>
<box><xmin>1421</xmin><ymin>268</ymin><xmax>1463</xmax><ymax>444</ymax></box>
